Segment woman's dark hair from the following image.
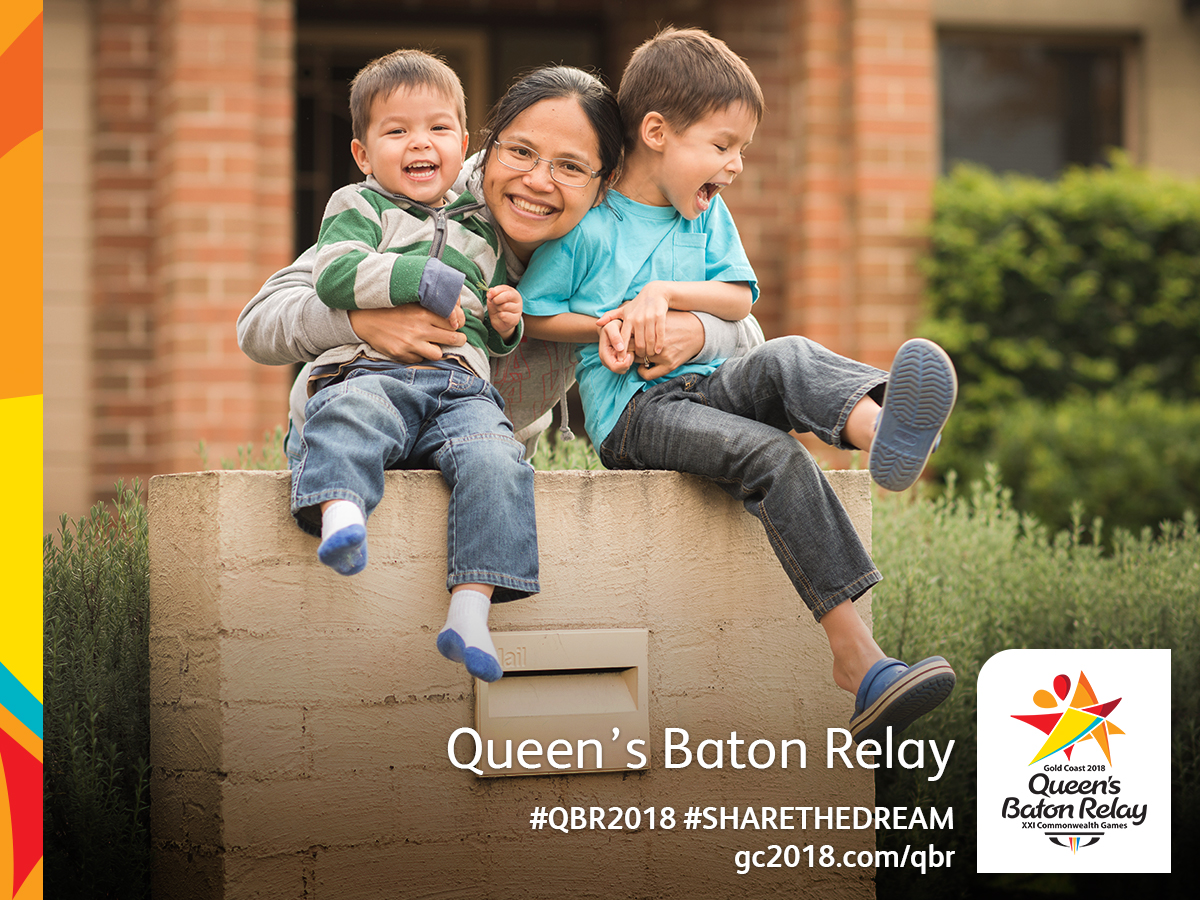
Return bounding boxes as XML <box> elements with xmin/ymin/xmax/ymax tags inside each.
<box><xmin>477</xmin><ymin>66</ymin><xmax>623</xmax><ymax>182</ymax></box>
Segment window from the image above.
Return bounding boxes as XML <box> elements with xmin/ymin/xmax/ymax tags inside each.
<box><xmin>939</xmin><ymin>32</ymin><xmax>1134</xmax><ymax>179</ymax></box>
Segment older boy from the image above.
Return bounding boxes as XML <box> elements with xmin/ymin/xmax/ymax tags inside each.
<box><xmin>294</xmin><ymin>49</ymin><xmax>535</xmax><ymax>682</ymax></box>
<box><xmin>521</xmin><ymin>28</ymin><xmax>958</xmax><ymax>742</ymax></box>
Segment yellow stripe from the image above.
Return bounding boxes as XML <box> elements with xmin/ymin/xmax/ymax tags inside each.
<box><xmin>0</xmin><ymin>396</ymin><xmax>42</xmax><ymax>700</ymax></box>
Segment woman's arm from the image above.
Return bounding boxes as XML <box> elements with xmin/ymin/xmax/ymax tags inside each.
<box><xmin>623</xmin><ymin>310</ymin><xmax>762</xmax><ymax>379</ymax></box>
<box><xmin>237</xmin><ymin>245</ymin><xmax>466</xmax><ymax>366</ymax></box>
<box><xmin>689</xmin><ymin>311</ymin><xmax>765</xmax><ymax>363</ymax></box>
<box><xmin>598</xmin><ymin>280</ymin><xmax>754</xmax><ymax>360</ymax></box>
<box><xmin>237</xmin><ymin>246</ymin><xmax>358</xmax><ymax>364</ymax></box>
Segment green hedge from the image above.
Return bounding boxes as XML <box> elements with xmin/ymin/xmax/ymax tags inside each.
<box><xmin>923</xmin><ymin>156</ymin><xmax>1200</xmax><ymax>408</ymax></box>
<box><xmin>921</xmin><ymin>158</ymin><xmax>1200</xmax><ymax>535</ymax></box>
<box><xmin>932</xmin><ymin>391</ymin><xmax>1200</xmax><ymax>538</ymax></box>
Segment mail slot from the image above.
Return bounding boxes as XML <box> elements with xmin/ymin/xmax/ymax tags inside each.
<box><xmin>474</xmin><ymin>629</ymin><xmax>650</xmax><ymax>777</ymax></box>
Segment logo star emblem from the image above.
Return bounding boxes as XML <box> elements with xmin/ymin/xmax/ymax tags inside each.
<box><xmin>1012</xmin><ymin>671</ymin><xmax>1124</xmax><ymax>765</ymax></box>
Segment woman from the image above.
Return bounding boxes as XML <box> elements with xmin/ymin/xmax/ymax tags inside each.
<box><xmin>237</xmin><ymin>66</ymin><xmax>763</xmax><ymax>457</ymax></box>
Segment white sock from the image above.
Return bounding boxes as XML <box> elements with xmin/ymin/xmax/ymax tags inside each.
<box><xmin>436</xmin><ymin>589</ymin><xmax>503</xmax><ymax>682</ymax></box>
<box><xmin>321</xmin><ymin>500</ymin><xmax>364</xmax><ymax>538</ymax></box>
<box><xmin>317</xmin><ymin>500</ymin><xmax>367</xmax><ymax>576</ymax></box>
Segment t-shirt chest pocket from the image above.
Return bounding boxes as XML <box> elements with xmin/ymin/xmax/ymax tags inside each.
<box><xmin>672</xmin><ymin>233</ymin><xmax>707</xmax><ymax>281</ymax></box>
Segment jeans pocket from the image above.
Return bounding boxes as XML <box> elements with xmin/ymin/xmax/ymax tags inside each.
<box><xmin>446</xmin><ymin>367</ymin><xmax>487</xmax><ymax>396</ymax></box>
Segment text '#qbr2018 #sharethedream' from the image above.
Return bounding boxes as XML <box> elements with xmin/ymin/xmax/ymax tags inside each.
<box><xmin>525</xmin><ymin>806</ymin><xmax>957</xmax><ymax>876</ymax></box>
<box><xmin>448</xmin><ymin>726</ymin><xmax>954</xmax><ymax>780</ymax></box>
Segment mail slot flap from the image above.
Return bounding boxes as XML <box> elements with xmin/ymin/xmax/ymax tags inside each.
<box><xmin>474</xmin><ymin>629</ymin><xmax>650</xmax><ymax>777</ymax></box>
<box><xmin>491</xmin><ymin>628</ymin><xmax>648</xmax><ymax>675</ymax></box>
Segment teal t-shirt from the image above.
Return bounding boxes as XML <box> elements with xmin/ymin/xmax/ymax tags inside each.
<box><xmin>520</xmin><ymin>190</ymin><xmax>759</xmax><ymax>447</ymax></box>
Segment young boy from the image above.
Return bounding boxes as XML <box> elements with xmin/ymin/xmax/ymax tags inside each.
<box><xmin>293</xmin><ymin>49</ymin><xmax>536</xmax><ymax>682</ymax></box>
<box><xmin>521</xmin><ymin>28</ymin><xmax>958</xmax><ymax>742</ymax></box>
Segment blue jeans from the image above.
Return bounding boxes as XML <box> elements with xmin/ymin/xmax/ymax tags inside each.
<box><xmin>290</xmin><ymin>363</ymin><xmax>539</xmax><ymax>602</ymax></box>
<box><xmin>599</xmin><ymin>336</ymin><xmax>886</xmax><ymax>621</ymax></box>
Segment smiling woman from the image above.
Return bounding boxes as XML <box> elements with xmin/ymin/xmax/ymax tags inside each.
<box><xmin>238</xmin><ymin>62</ymin><xmax>769</xmax><ymax>683</ymax></box>
<box><xmin>476</xmin><ymin>67</ymin><xmax>622</xmax><ymax>264</ymax></box>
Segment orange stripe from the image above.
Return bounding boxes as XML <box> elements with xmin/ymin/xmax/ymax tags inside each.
<box><xmin>0</xmin><ymin>13</ymin><xmax>41</xmax><ymax>161</ymax></box>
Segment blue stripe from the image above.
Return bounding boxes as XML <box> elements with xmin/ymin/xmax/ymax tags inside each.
<box><xmin>0</xmin><ymin>660</ymin><xmax>42</xmax><ymax>739</ymax></box>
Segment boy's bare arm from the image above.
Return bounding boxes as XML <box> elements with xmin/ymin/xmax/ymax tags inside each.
<box><xmin>523</xmin><ymin>312</ymin><xmax>601</xmax><ymax>344</ymax></box>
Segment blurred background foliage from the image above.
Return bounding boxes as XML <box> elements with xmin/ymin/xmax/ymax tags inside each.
<box><xmin>921</xmin><ymin>155</ymin><xmax>1200</xmax><ymax>537</ymax></box>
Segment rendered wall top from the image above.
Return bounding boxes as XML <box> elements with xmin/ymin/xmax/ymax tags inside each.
<box><xmin>150</xmin><ymin>469</ymin><xmax>878</xmax><ymax>899</ymax></box>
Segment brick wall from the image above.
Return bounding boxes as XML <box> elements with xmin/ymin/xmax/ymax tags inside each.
<box><xmin>89</xmin><ymin>0</ymin><xmax>293</xmax><ymax>504</ymax></box>
<box><xmin>93</xmin><ymin>0</ymin><xmax>158</xmax><ymax>502</ymax></box>
<box><xmin>81</xmin><ymin>0</ymin><xmax>934</xmax><ymax>501</ymax></box>
<box><xmin>151</xmin><ymin>0</ymin><xmax>294</xmax><ymax>476</ymax></box>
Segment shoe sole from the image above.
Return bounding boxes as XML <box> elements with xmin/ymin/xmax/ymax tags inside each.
<box><xmin>850</xmin><ymin>656</ymin><xmax>956</xmax><ymax>745</ymax></box>
<box><xmin>870</xmin><ymin>339</ymin><xmax>957</xmax><ymax>492</ymax></box>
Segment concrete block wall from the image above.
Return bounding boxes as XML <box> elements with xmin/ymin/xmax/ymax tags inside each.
<box><xmin>150</xmin><ymin>469</ymin><xmax>877</xmax><ymax>899</ymax></box>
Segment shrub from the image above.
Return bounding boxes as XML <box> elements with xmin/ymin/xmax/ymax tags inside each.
<box><xmin>198</xmin><ymin>424</ymin><xmax>289</xmax><ymax>471</ymax></box>
<box><xmin>923</xmin><ymin>156</ymin><xmax>1200</xmax><ymax>411</ymax></box>
<box><xmin>870</xmin><ymin>473</ymin><xmax>1200</xmax><ymax>898</ymax></box>
<box><xmin>933</xmin><ymin>391</ymin><xmax>1200</xmax><ymax>537</ymax></box>
<box><xmin>43</xmin><ymin>483</ymin><xmax>152</xmax><ymax>900</ymax></box>
<box><xmin>530</xmin><ymin>434</ymin><xmax>604</xmax><ymax>470</ymax></box>
<box><xmin>921</xmin><ymin>158</ymin><xmax>1200</xmax><ymax>536</ymax></box>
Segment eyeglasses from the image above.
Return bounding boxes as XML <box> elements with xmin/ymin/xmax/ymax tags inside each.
<box><xmin>492</xmin><ymin>141</ymin><xmax>601</xmax><ymax>188</ymax></box>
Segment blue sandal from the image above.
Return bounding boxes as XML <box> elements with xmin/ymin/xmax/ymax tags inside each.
<box><xmin>869</xmin><ymin>339</ymin><xmax>957</xmax><ymax>492</ymax></box>
<box><xmin>850</xmin><ymin>656</ymin><xmax>956</xmax><ymax>745</ymax></box>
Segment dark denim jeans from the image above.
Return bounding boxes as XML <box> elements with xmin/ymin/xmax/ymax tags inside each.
<box><xmin>599</xmin><ymin>336</ymin><xmax>886</xmax><ymax>620</ymax></box>
<box><xmin>290</xmin><ymin>363</ymin><xmax>539</xmax><ymax>601</ymax></box>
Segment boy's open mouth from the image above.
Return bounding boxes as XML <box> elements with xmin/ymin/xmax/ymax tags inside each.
<box><xmin>405</xmin><ymin>162</ymin><xmax>438</xmax><ymax>180</ymax></box>
<box><xmin>696</xmin><ymin>182</ymin><xmax>722</xmax><ymax>211</ymax></box>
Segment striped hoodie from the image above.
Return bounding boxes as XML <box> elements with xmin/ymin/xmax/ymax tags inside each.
<box><xmin>309</xmin><ymin>175</ymin><xmax>521</xmax><ymax>385</ymax></box>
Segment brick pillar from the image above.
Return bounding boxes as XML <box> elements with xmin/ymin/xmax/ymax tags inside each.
<box><xmin>151</xmin><ymin>0</ymin><xmax>293</xmax><ymax>476</ymax></box>
<box><xmin>785</xmin><ymin>0</ymin><xmax>935</xmax><ymax>369</ymax></box>
<box><xmin>93</xmin><ymin>0</ymin><xmax>158</xmax><ymax>502</ymax></box>
<box><xmin>852</xmin><ymin>0</ymin><xmax>935</xmax><ymax>367</ymax></box>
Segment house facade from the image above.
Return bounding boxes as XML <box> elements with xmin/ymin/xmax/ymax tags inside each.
<box><xmin>43</xmin><ymin>0</ymin><xmax>1200</xmax><ymax>532</ymax></box>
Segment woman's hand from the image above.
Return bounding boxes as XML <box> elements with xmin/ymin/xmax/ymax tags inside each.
<box><xmin>596</xmin><ymin>282</ymin><xmax>672</xmax><ymax>359</ymax></box>
<box><xmin>347</xmin><ymin>305</ymin><xmax>466</xmax><ymax>363</ymax></box>
<box><xmin>637</xmin><ymin>310</ymin><xmax>707</xmax><ymax>378</ymax></box>
<box><xmin>595</xmin><ymin>309</ymin><xmax>707</xmax><ymax>379</ymax></box>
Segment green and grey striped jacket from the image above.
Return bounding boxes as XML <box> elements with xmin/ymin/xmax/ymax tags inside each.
<box><xmin>310</xmin><ymin>176</ymin><xmax>521</xmax><ymax>384</ymax></box>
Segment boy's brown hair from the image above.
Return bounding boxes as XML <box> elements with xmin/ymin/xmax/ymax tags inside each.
<box><xmin>349</xmin><ymin>49</ymin><xmax>467</xmax><ymax>141</ymax></box>
<box><xmin>617</xmin><ymin>27</ymin><xmax>764</xmax><ymax>149</ymax></box>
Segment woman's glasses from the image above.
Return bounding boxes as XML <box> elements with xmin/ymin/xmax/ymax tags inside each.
<box><xmin>493</xmin><ymin>141</ymin><xmax>601</xmax><ymax>188</ymax></box>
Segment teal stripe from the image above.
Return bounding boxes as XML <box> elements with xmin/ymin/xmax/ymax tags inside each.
<box><xmin>0</xmin><ymin>660</ymin><xmax>42</xmax><ymax>739</ymax></box>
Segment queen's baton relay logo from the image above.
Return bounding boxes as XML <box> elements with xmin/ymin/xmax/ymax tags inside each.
<box><xmin>976</xmin><ymin>650</ymin><xmax>1170</xmax><ymax>874</ymax></box>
